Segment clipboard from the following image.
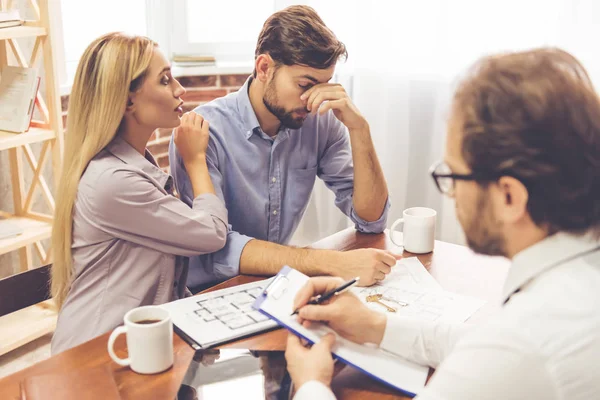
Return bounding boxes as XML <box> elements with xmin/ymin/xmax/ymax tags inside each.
<box><xmin>253</xmin><ymin>266</ymin><xmax>428</xmax><ymax>397</ymax></box>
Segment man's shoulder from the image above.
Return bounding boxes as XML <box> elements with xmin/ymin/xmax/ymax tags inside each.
<box><xmin>471</xmin><ymin>262</ymin><xmax>600</xmax><ymax>354</ymax></box>
<box><xmin>193</xmin><ymin>92</ymin><xmax>238</xmax><ymax>122</ymax></box>
<box><xmin>193</xmin><ymin>92</ymin><xmax>245</xmax><ymax>138</ymax></box>
<box><xmin>514</xmin><ymin>255</ymin><xmax>600</xmax><ymax>316</ymax></box>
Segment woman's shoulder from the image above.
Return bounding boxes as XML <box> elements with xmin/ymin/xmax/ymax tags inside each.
<box><xmin>79</xmin><ymin>150</ymin><xmax>149</xmax><ymax>202</ymax></box>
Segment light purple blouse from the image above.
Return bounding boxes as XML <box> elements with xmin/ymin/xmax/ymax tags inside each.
<box><xmin>51</xmin><ymin>137</ymin><xmax>228</xmax><ymax>354</ymax></box>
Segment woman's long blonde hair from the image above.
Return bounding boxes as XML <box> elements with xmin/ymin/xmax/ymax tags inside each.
<box><xmin>51</xmin><ymin>33</ymin><xmax>156</xmax><ymax>310</ymax></box>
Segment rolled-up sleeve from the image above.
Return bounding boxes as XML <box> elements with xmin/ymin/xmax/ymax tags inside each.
<box><xmin>318</xmin><ymin>116</ymin><xmax>390</xmax><ymax>233</ymax></box>
<box><xmin>169</xmin><ymin>135</ymin><xmax>253</xmax><ymax>280</ymax></box>
<box><xmin>201</xmin><ymin>232</ymin><xmax>253</xmax><ymax>280</ymax></box>
<box><xmin>88</xmin><ymin>167</ymin><xmax>228</xmax><ymax>257</ymax></box>
<box><xmin>350</xmin><ymin>202</ymin><xmax>390</xmax><ymax>233</ymax></box>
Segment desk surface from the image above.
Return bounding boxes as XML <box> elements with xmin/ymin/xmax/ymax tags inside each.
<box><xmin>0</xmin><ymin>229</ymin><xmax>510</xmax><ymax>399</ymax></box>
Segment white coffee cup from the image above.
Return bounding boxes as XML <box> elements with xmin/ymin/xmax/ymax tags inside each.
<box><xmin>390</xmin><ymin>207</ymin><xmax>437</xmax><ymax>254</ymax></box>
<box><xmin>107</xmin><ymin>305</ymin><xmax>173</xmax><ymax>374</ymax></box>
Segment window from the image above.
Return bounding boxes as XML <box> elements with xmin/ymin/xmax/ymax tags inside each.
<box><xmin>56</xmin><ymin>0</ymin><xmax>356</xmax><ymax>87</ymax></box>
<box><xmin>171</xmin><ymin>0</ymin><xmax>276</xmax><ymax>62</ymax></box>
<box><xmin>169</xmin><ymin>0</ymin><xmax>357</xmax><ymax>65</ymax></box>
<box><xmin>59</xmin><ymin>0</ymin><xmax>148</xmax><ymax>86</ymax></box>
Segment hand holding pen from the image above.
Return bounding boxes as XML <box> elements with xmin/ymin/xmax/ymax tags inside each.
<box><xmin>291</xmin><ymin>276</ymin><xmax>387</xmax><ymax>345</ymax></box>
<box><xmin>291</xmin><ymin>276</ymin><xmax>360</xmax><ymax>316</ymax></box>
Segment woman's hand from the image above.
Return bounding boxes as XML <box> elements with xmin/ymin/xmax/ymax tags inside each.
<box><xmin>174</xmin><ymin>111</ymin><xmax>210</xmax><ymax>166</ymax></box>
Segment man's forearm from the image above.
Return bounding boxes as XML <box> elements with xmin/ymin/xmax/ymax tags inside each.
<box><xmin>381</xmin><ymin>316</ymin><xmax>471</xmax><ymax>368</ymax></box>
<box><xmin>239</xmin><ymin>239</ymin><xmax>340</xmax><ymax>276</ymax></box>
<box><xmin>348</xmin><ymin>124</ymin><xmax>389</xmax><ymax>222</ymax></box>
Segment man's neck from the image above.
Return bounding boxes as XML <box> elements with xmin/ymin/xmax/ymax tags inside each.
<box><xmin>505</xmin><ymin>224</ymin><xmax>549</xmax><ymax>259</ymax></box>
<box><xmin>248</xmin><ymin>78</ymin><xmax>281</xmax><ymax>137</ymax></box>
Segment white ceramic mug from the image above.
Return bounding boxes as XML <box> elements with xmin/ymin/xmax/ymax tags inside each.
<box><xmin>107</xmin><ymin>305</ymin><xmax>173</xmax><ymax>374</ymax></box>
<box><xmin>390</xmin><ymin>207</ymin><xmax>437</xmax><ymax>254</ymax></box>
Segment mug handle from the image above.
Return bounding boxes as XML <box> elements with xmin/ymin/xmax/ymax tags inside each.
<box><xmin>390</xmin><ymin>218</ymin><xmax>404</xmax><ymax>247</ymax></box>
<box><xmin>107</xmin><ymin>326</ymin><xmax>131</xmax><ymax>366</ymax></box>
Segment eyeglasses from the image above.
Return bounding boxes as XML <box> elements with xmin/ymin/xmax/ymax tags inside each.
<box><xmin>429</xmin><ymin>161</ymin><xmax>500</xmax><ymax>196</ymax></box>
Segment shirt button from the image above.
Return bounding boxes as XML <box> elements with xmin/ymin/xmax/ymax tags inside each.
<box><xmin>273</xmin><ymin>210</ymin><xmax>278</xmax><ymax>215</ymax></box>
<box><xmin>272</xmin><ymin>177</ymin><xmax>276</xmax><ymax>183</ymax></box>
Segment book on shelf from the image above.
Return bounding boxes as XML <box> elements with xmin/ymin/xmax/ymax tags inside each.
<box><xmin>0</xmin><ymin>9</ymin><xmax>24</xmax><ymax>29</ymax></box>
<box><xmin>0</xmin><ymin>66</ymin><xmax>40</xmax><ymax>133</ymax></box>
<box><xmin>172</xmin><ymin>54</ymin><xmax>216</xmax><ymax>67</ymax></box>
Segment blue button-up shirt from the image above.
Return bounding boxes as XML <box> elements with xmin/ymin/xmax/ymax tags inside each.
<box><xmin>169</xmin><ymin>77</ymin><xmax>390</xmax><ymax>287</ymax></box>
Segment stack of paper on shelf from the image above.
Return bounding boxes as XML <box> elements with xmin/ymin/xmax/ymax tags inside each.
<box><xmin>172</xmin><ymin>54</ymin><xmax>216</xmax><ymax>67</ymax></box>
<box><xmin>0</xmin><ymin>9</ymin><xmax>24</xmax><ymax>29</ymax></box>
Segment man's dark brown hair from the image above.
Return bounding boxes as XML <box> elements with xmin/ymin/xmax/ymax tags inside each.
<box><xmin>253</xmin><ymin>5</ymin><xmax>347</xmax><ymax>77</ymax></box>
<box><xmin>453</xmin><ymin>48</ymin><xmax>600</xmax><ymax>235</ymax></box>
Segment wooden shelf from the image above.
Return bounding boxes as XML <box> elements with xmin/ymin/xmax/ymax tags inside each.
<box><xmin>0</xmin><ymin>300</ymin><xmax>56</xmax><ymax>356</ymax></box>
<box><xmin>0</xmin><ymin>215</ymin><xmax>51</xmax><ymax>257</ymax></box>
<box><xmin>0</xmin><ymin>1</ymin><xmax>63</xmax><ymax>356</ymax></box>
<box><xmin>0</xmin><ymin>127</ymin><xmax>56</xmax><ymax>151</ymax></box>
<box><xmin>0</xmin><ymin>25</ymin><xmax>46</xmax><ymax>41</ymax></box>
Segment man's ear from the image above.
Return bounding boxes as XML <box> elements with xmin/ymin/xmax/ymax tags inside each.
<box><xmin>255</xmin><ymin>54</ymin><xmax>274</xmax><ymax>83</ymax></box>
<box><xmin>494</xmin><ymin>176</ymin><xmax>529</xmax><ymax>224</ymax></box>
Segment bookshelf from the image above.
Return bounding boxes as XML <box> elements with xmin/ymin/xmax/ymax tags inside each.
<box><xmin>0</xmin><ymin>24</ymin><xmax>45</xmax><ymax>40</ymax></box>
<box><xmin>0</xmin><ymin>127</ymin><xmax>55</xmax><ymax>151</ymax></box>
<box><xmin>0</xmin><ymin>0</ymin><xmax>63</xmax><ymax>355</ymax></box>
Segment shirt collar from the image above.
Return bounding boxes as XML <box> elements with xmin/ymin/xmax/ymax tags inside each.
<box><xmin>105</xmin><ymin>136</ymin><xmax>173</xmax><ymax>192</ymax></box>
<box><xmin>503</xmin><ymin>231</ymin><xmax>600</xmax><ymax>303</ymax></box>
<box><xmin>235</xmin><ymin>77</ymin><xmax>262</xmax><ymax>140</ymax></box>
<box><xmin>234</xmin><ymin>76</ymin><xmax>292</xmax><ymax>141</ymax></box>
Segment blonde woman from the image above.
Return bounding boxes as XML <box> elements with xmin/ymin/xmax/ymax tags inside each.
<box><xmin>50</xmin><ymin>33</ymin><xmax>228</xmax><ymax>354</ymax></box>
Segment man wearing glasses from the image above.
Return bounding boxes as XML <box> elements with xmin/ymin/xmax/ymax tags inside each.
<box><xmin>284</xmin><ymin>48</ymin><xmax>600</xmax><ymax>399</ymax></box>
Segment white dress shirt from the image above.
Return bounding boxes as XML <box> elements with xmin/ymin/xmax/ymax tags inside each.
<box><xmin>294</xmin><ymin>232</ymin><xmax>600</xmax><ymax>400</ymax></box>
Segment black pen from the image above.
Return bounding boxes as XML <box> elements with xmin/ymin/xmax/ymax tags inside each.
<box><xmin>291</xmin><ymin>276</ymin><xmax>360</xmax><ymax>316</ymax></box>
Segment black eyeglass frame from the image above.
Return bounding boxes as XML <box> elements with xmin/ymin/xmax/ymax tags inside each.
<box><xmin>429</xmin><ymin>161</ymin><xmax>504</xmax><ymax>195</ymax></box>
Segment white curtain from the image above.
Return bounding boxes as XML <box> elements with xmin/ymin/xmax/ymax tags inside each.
<box><xmin>288</xmin><ymin>0</ymin><xmax>600</xmax><ymax>246</ymax></box>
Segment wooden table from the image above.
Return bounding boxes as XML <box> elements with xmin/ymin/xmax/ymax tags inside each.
<box><xmin>0</xmin><ymin>228</ymin><xmax>510</xmax><ymax>399</ymax></box>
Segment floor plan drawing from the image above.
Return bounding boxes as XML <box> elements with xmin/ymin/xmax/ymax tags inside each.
<box><xmin>351</xmin><ymin>258</ymin><xmax>485</xmax><ymax>322</ymax></box>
